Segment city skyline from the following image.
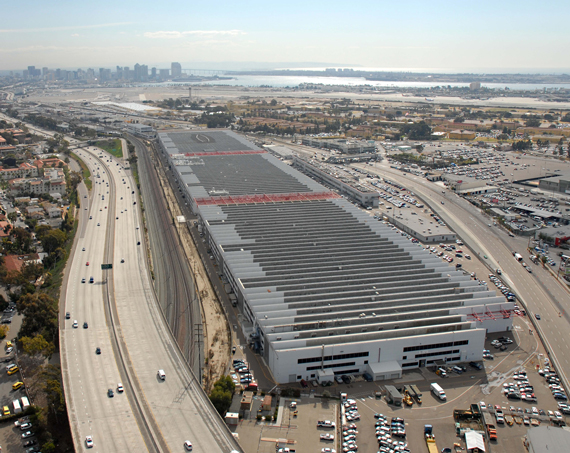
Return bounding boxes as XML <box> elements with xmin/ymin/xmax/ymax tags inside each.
<box><xmin>2</xmin><ymin>0</ymin><xmax>570</xmax><ymax>72</ymax></box>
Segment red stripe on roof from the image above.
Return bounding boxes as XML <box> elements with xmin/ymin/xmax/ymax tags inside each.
<box><xmin>184</xmin><ymin>150</ymin><xmax>266</xmax><ymax>157</ymax></box>
<box><xmin>195</xmin><ymin>191</ymin><xmax>341</xmax><ymax>206</ymax></box>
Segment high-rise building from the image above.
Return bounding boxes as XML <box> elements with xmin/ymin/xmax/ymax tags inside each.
<box><xmin>171</xmin><ymin>62</ymin><xmax>182</xmax><ymax>78</ymax></box>
<box><xmin>151</xmin><ymin>67</ymin><xmax>157</xmax><ymax>78</ymax></box>
<box><xmin>159</xmin><ymin>69</ymin><xmax>170</xmax><ymax>80</ymax></box>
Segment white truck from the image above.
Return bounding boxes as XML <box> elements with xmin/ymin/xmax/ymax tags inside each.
<box><xmin>430</xmin><ymin>382</ymin><xmax>446</xmax><ymax>401</ymax></box>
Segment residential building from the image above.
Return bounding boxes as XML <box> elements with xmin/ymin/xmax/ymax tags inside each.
<box><xmin>0</xmin><ymin>163</ymin><xmax>39</xmax><ymax>180</ymax></box>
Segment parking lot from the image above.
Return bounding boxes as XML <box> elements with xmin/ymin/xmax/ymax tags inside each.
<box><xmin>234</xmin><ymin>313</ymin><xmax>569</xmax><ymax>453</ymax></box>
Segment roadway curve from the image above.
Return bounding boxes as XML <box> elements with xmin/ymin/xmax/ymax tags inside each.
<box><xmin>128</xmin><ymin>134</ymin><xmax>201</xmax><ymax>377</ymax></box>
<box><xmin>60</xmin><ymin>141</ymin><xmax>241</xmax><ymax>452</ymax></box>
<box><xmin>353</xmin><ymin>158</ymin><xmax>570</xmax><ymax>395</ymax></box>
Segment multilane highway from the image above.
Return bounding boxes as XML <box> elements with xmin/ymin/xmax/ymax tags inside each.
<box><xmin>60</xmin><ymin>140</ymin><xmax>241</xmax><ymax>452</ymax></box>
<box><xmin>277</xmin><ymin>136</ymin><xmax>570</xmax><ymax>394</ymax></box>
<box><xmin>356</xmin><ymin>158</ymin><xmax>570</xmax><ymax>391</ymax></box>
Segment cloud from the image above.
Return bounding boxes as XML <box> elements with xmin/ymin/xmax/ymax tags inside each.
<box><xmin>144</xmin><ymin>30</ymin><xmax>246</xmax><ymax>39</ymax></box>
<box><xmin>0</xmin><ymin>22</ymin><xmax>132</xmax><ymax>33</ymax></box>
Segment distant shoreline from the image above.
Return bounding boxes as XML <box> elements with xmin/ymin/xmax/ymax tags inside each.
<box><xmin>226</xmin><ymin>69</ymin><xmax>570</xmax><ymax>85</ymax></box>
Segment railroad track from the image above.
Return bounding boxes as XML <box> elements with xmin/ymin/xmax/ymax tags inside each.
<box><xmin>129</xmin><ymin>135</ymin><xmax>201</xmax><ymax>374</ymax></box>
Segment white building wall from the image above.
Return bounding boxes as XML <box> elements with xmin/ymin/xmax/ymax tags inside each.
<box><xmin>268</xmin><ymin>328</ymin><xmax>486</xmax><ymax>383</ymax></box>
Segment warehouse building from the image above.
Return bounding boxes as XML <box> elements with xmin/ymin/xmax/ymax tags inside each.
<box><xmin>158</xmin><ymin>130</ymin><xmax>514</xmax><ymax>384</ymax></box>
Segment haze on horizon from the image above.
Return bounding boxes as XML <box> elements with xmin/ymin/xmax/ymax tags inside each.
<box><xmin>2</xmin><ymin>0</ymin><xmax>569</xmax><ymax>73</ymax></box>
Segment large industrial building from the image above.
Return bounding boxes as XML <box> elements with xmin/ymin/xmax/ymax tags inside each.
<box><xmin>157</xmin><ymin>130</ymin><xmax>514</xmax><ymax>384</ymax></box>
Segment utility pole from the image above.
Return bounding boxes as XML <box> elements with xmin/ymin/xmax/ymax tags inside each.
<box><xmin>194</xmin><ymin>323</ymin><xmax>203</xmax><ymax>384</ymax></box>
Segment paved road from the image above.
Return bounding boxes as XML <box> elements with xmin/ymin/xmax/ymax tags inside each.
<box><xmin>60</xmin><ymin>139</ymin><xmax>242</xmax><ymax>452</ymax></box>
<box><xmin>61</xmin><ymin>151</ymin><xmax>146</xmax><ymax>452</ymax></box>
<box><xmin>353</xmin><ymin>159</ymin><xmax>570</xmax><ymax>394</ymax></box>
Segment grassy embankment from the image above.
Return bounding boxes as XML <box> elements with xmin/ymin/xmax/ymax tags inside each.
<box><xmin>94</xmin><ymin>139</ymin><xmax>123</xmax><ymax>158</ymax></box>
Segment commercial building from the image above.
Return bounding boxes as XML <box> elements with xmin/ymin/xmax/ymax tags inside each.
<box><xmin>301</xmin><ymin>137</ymin><xmax>376</xmax><ymax>154</ymax></box>
<box><xmin>293</xmin><ymin>157</ymin><xmax>379</xmax><ymax>208</ymax></box>
<box><xmin>158</xmin><ymin>130</ymin><xmax>514</xmax><ymax>384</ymax></box>
<box><xmin>171</xmin><ymin>62</ymin><xmax>182</xmax><ymax>78</ymax></box>
<box><xmin>448</xmin><ymin>130</ymin><xmax>476</xmax><ymax>140</ymax></box>
<box><xmin>538</xmin><ymin>172</ymin><xmax>570</xmax><ymax>195</ymax></box>
<box><xmin>126</xmin><ymin>123</ymin><xmax>156</xmax><ymax>139</ymax></box>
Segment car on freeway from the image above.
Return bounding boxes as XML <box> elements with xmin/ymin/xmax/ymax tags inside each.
<box><xmin>66</xmin><ymin>312</ymin><xmax>70</xmax><ymax>319</ymax></box>
<box><xmin>97</xmin><ymin>223</ymin><xmax>100</xmax><ymax>226</ymax></box>
<box><xmin>184</xmin><ymin>440</ymin><xmax>193</xmax><ymax>451</ymax></box>
<box><xmin>117</xmin><ymin>383</ymin><xmax>124</xmax><ymax>393</ymax></box>
<box><xmin>85</xmin><ymin>435</ymin><xmax>94</xmax><ymax>448</ymax></box>
<box><xmin>86</xmin><ymin>262</ymin><xmax>89</xmax><ymax>266</ymax></box>
<box><xmin>83</xmin><ymin>322</ymin><xmax>89</xmax><ymax>329</ymax></box>
<box><xmin>81</xmin><ymin>278</ymin><xmax>86</xmax><ymax>283</ymax></box>
<box><xmin>95</xmin><ymin>347</ymin><xmax>101</xmax><ymax>355</ymax></box>
<box><xmin>121</xmin><ymin>258</ymin><xmax>125</xmax><ymax>263</ymax></box>
<box><xmin>107</xmin><ymin>388</ymin><xmax>114</xmax><ymax>398</ymax></box>
<box><xmin>535</xmin><ymin>314</ymin><xmax>541</xmax><ymax>320</ymax></box>
<box><xmin>73</xmin><ymin>320</ymin><xmax>78</xmax><ymax>328</ymax></box>
<box><xmin>82</xmin><ymin>247</ymin><xmax>86</xmax><ymax>251</ymax></box>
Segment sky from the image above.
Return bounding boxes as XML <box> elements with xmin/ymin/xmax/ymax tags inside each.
<box><xmin>2</xmin><ymin>0</ymin><xmax>570</xmax><ymax>73</ymax></box>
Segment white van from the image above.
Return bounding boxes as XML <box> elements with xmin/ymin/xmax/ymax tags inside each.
<box><xmin>157</xmin><ymin>370</ymin><xmax>166</xmax><ymax>380</ymax></box>
<box><xmin>13</xmin><ymin>399</ymin><xmax>22</xmax><ymax>414</ymax></box>
<box><xmin>20</xmin><ymin>396</ymin><xmax>30</xmax><ymax>411</ymax></box>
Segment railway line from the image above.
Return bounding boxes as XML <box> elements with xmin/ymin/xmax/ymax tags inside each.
<box><xmin>129</xmin><ymin>134</ymin><xmax>202</xmax><ymax>376</ymax></box>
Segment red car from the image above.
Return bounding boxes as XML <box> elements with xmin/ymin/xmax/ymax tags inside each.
<box><xmin>86</xmin><ymin>262</ymin><xmax>89</xmax><ymax>266</ymax></box>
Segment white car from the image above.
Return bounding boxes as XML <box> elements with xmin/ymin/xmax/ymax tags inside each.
<box><xmin>321</xmin><ymin>449</ymin><xmax>336</xmax><ymax>453</ymax></box>
<box><xmin>117</xmin><ymin>383</ymin><xmax>124</xmax><ymax>393</ymax></box>
<box><xmin>85</xmin><ymin>435</ymin><xmax>94</xmax><ymax>448</ymax></box>
<box><xmin>184</xmin><ymin>440</ymin><xmax>193</xmax><ymax>451</ymax></box>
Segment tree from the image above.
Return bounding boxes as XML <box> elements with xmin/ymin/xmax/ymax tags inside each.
<box><xmin>40</xmin><ymin>229</ymin><xmax>67</xmax><ymax>254</ymax></box>
<box><xmin>7</xmin><ymin>211</ymin><xmax>17</xmax><ymax>222</ymax></box>
<box><xmin>12</xmin><ymin>227</ymin><xmax>32</xmax><ymax>253</ymax></box>
<box><xmin>525</xmin><ymin>118</ymin><xmax>540</xmax><ymax>127</ymax></box>
<box><xmin>209</xmin><ymin>375</ymin><xmax>235</xmax><ymax>415</ymax></box>
<box><xmin>21</xmin><ymin>334</ymin><xmax>55</xmax><ymax>357</ymax></box>
<box><xmin>40</xmin><ymin>364</ymin><xmax>66</xmax><ymax>414</ymax></box>
<box><xmin>209</xmin><ymin>387</ymin><xmax>232</xmax><ymax>415</ymax></box>
<box><xmin>270</xmin><ymin>99</ymin><xmax>277</xmax><ymax>106</ymax></box>
<box><xmin>17</xmin><ymin>292</ymin><xmax>58</xmax><ymax>340</ymax></box>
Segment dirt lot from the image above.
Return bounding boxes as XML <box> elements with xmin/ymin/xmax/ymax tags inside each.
<box><xmin>153</xmin><ymin>151</ymin><xmax>230</xmax><ymax>391</ymax></box>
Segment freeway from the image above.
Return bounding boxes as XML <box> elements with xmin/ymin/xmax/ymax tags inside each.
<box><xmin>60</xmin><ymin>138</ymin><xmax>242</xmax><ymax>452</ymax></box>
<box><xmin>353</xmin><ymin>158</ymin><xmax>570</xmax><ymax>391</ymax></box>
<box><xmin>61</xmin><ymin>151</ymin><xmax>147</xmax><ymax>451</ymax></box>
